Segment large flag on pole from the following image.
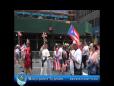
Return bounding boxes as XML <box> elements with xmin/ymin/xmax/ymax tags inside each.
<box><xmin>67</xmin><ymin>24</ymin><xmax>80</xmax><ymax>45</ymax></box>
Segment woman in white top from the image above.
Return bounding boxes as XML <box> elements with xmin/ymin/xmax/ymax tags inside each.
<box><xmin>53</xmin><ymin>47</ymin><xmax>60</xmax><ymax>72</ymax></box>
<box><xmin>88</xmin><ymin>45</ymin><xmax>99</xmax><ymax>75</ymax></box>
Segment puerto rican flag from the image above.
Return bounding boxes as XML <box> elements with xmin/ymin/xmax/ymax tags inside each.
<box><xmin>67</xmin><ymin>24</ymin><xmax>80</xmax><ymax>45</ymax></box>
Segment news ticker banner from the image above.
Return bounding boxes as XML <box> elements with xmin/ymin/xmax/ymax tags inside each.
<box><xmin>14</xmin><ymin>73</ymin><xmax>100</xmax><ymax>85</ymax></box>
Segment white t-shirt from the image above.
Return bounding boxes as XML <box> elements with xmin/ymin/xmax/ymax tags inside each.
<box><xmin>58</xmin><ymin>47</ymin><xmax>63</xmax><ymax>60</ymax></box>
<box><xmin>42</xmin><ymin>49</ymin><xmax>50</xmax><ymax>60</ymax></box>
<box><xmin>53</xmin><ymin>51</ymin><xmax>56</xmax><ymax>57</ymax></box>
<box><xmin>73</xmin><ymin>48</ymin><xmax>82</xmax><ymax>69</ymax></box>
<box><xmin>82</xmin><ymin>45</ymin><xmax>89</xmax><ymax>56</ymax></box>
<box><xmin>69</xmin><ymin>50</ymin><xmax>75</xmax><ymax>59</ymax></box>
<box><xmin>69</xmin><ymin>50</ymin><xmax>75</xmax><ymax>75</ymax></box>
<box><xmin>53</xmin><ymin>51</ymin><xmax>60</xmax><ymax>59</ymax></box>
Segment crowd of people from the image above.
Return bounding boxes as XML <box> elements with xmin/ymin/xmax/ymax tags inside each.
<box><xmin>14</xmin><ymin>38</ymin><xmax>100</xmax><ymax>75</ymax></box>
<box><xmin>40</xmin><ymin>40</ymin><xmax>100</xmax><ymax>75</ymax></box>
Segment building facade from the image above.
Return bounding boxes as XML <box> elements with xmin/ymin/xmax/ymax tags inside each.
<box><xmin>14</xmin><ymin>10</ymin><xmax>77</xmax><ymax>51</ymax></box>
<box><xmin>76</xmin><ymin>10</ymin><xmax>100</xmax><ymax>36</ymax></box>
<box><xmin>14</xmin><ymin>10</ymin><xmax>100</xmax><ymax>51</ymax></box>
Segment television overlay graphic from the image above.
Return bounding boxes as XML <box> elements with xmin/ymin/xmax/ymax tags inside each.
<box><xmin>15</xmin><ymin>72</ymin><xmax>27</xmax><ymax>86</ymax></box>
<box><xmin>14</xmin><ymin>10</ymin><xmax>100</xmax><ymax>85</ymax></box>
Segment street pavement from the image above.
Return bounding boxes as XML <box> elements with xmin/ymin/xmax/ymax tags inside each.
<box><xmin>14</xmin><ymin>58</ymin><xmax>88</xmax><ymax>75</ymax></box>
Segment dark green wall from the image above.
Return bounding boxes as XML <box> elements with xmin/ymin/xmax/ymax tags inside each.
<box><xmin>78</xmin><ymin>22</ymin><xmax>92</xmax><ymax>35</ymax></box>
<box><xmin>14</xmin><ymin>16</ymin><xmax>74</xmax><ymax>34</ymax></box>
<box><xmin>14</xmin><ymin>16</ymin><xmax>92</xmax><ymax>35</ymax></box>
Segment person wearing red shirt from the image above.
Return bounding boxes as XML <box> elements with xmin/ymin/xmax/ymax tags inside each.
<box><xmin>24</xmin><ymin>39</ymin><xmax>32</xmax><ymax>74</ymax></box>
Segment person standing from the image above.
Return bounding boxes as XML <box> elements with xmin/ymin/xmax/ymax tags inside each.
<box><xmin>61</xmin><ymin>45</ymin><xmax>67</xmax><ymax>74</ymax></box>
<box><xmin>88</xmin><ymin>45</ymin><xmax>99</xmax><ymax>75</ymax></box>
<box><xmin>14</xmin><ymin>44</ymin><xmax>21</xmax><ymax>64</ymax></box>
<box><xmin>24</xmin><ymin>39</ymin><xmax>32</xmax><ymax>74</ymax></box>
<box><xmin>82</xmin><ymin>41</ymin><xmax>89</xmax><ymax>69</ymax></box>
<box><xmin>69</xmin><ymin>44</ymin><xmax>75</xmax><ymax>75</ymax></box>
<box><xmin>53</xmin><ymin>47</ymin><xmax>60</xmax><ymax>72</ymax></box>
<box><xmin>40</xmin><ymin>44</ymin><xmax>50</xmax><ymax>75</ymax></box>
<box><xmin>72</xmin><ymin>43</ymin><xmax>82</xmax><ymax>75</ymax></box>
<box><xmin>20</xmin><ymin>43</ymin><xmax>26</xmax><ymax>68</ymax></box>
<box><xmin>58</xmin><ymin>44</ymin><xmax>63</xmax><ymax>74</ymax></box>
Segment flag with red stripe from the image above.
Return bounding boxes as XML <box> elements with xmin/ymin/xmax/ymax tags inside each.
<box><xmin>67</xmin><ymin>24</ymin><xmax>80</xmax><ymax>45</ymax></box>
